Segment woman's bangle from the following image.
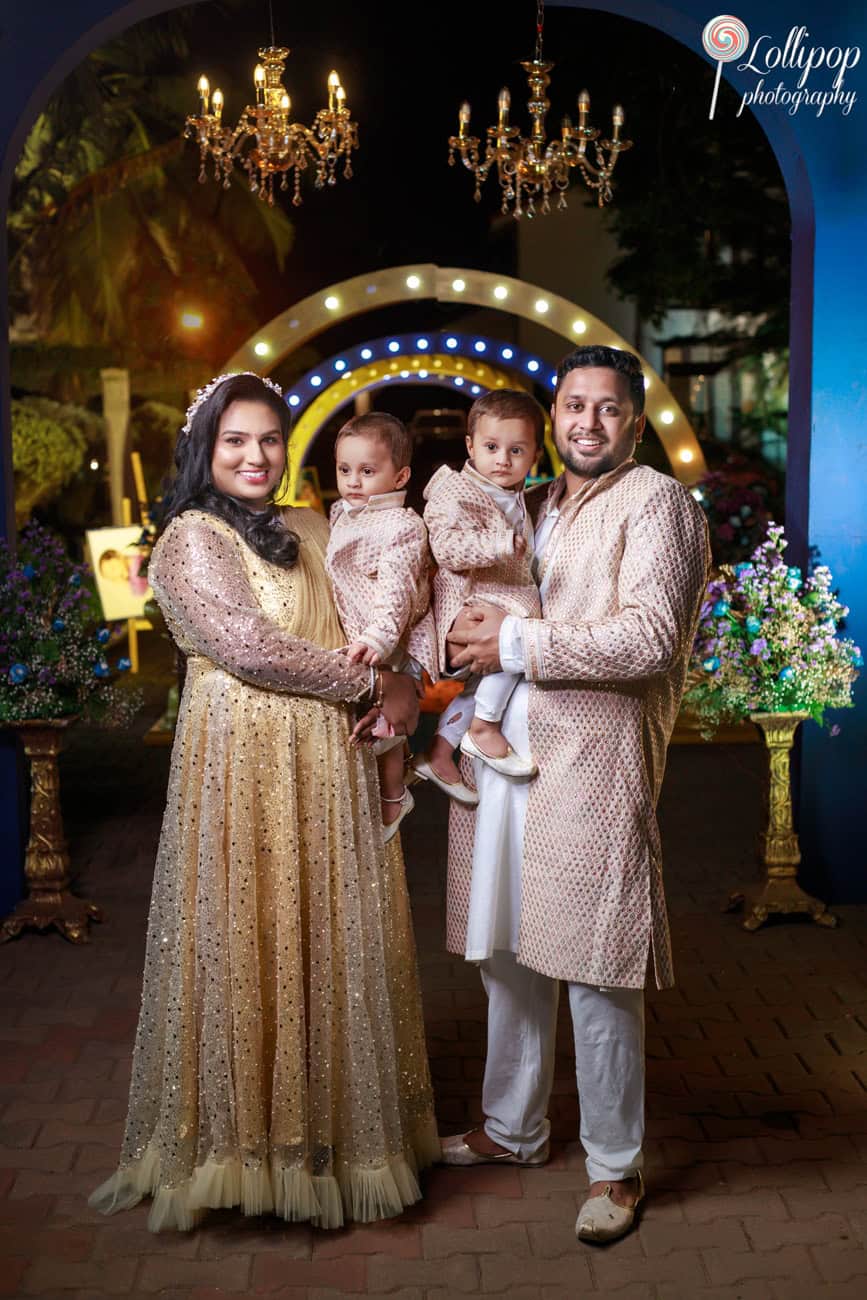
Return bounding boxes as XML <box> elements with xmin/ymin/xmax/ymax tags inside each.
<box><xmin>374</xmin><ymin>668</ymin><xmax>385</xmax><ymax>709</ymax></box>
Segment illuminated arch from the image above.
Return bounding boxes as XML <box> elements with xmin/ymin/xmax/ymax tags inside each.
<box><xmin>226</xmin><ymin>264</ymin><xmax>706</xmax><ymax>483</ymax></box>
<box><xmin>279</xmin><ymin>352</ymin><xmax>558</xmax><ymax>504</ymax></box>
<box><xmin>279</xmin><ymin>330</ymin><xmax>565</xmax><ymax>500</ymax></box>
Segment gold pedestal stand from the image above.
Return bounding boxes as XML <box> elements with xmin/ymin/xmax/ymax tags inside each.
<box><xmin>0</xmin><ymin>720</ymin><xmax>103</xmax><ymax>944</ymax></box>
<box><xmin>731</xmin><ymin>711</ymin><xmax>837</xmax><ymax>932</ymax></box>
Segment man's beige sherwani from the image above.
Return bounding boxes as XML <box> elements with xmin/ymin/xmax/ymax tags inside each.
<box><xmin>447</xmin><ymin>462</ymin><xmax>711</xmax><ymax>989</ymax></box>
<box><xmin>325</xmin><ymin>492</ymin><xmax>437</xmax><ymax>678</ymax></box>
<box><xmin>423</xmin><ymin>463</ymin><xmax>541</xmax><ymax>675</ymax></box>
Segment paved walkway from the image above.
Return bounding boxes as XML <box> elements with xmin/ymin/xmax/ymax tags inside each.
<box><xmin>2</xmin><ymin>640</ymin><xmax>866</xmax><ymax>1298</ymax></box>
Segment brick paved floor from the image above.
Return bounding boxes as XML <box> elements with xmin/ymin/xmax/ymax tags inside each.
<box><xmin>2</xmin><ymin>637</ymin><xmax>866</xmax><ymax>1298</ymax></box>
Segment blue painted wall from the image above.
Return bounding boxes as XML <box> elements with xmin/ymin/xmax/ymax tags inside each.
<box><xmin>1</xmin><ymin>0</ymin><xmax>865</xmax><ymax>910</ymax></box>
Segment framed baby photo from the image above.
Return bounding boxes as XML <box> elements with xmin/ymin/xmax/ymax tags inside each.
<box><xmin>85</xmin><ymin>526</ymin><xmax>152</xmax><ymax>621</ymax></box>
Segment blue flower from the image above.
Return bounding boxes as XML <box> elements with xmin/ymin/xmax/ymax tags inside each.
<box><xmin>852</xmin><ymin>650</ymin><xmax>864</xmax><ymax>668</ymax></box>
<box><xmin>117</xmin><ymin>657</ymin><xmax>131</xmax><ymax>672</ymax></box>
<box><xmin>778</xmin><ymin>666</ymin><xmax>796</xmax><ymax>683</ymax></box>
<box><xmin>93</xmin><ymin>661</ymin><xmax>111</xmax><ymax>679</ymax></box>
<box><xmin>787</xmin><ymin>566</ymin><xmax>802</xmax><ymax>580</ymax></box>
<box><xmin>9</xmin><ymin>663</ymin><xmax>29</xmax><ymax>684</ymax></box>
<box><xmin>786</xmin><ymin>575</ymin><xmax>801</xmax><ymax>591</ymax></box>
<box><xmin>68</xmin><ymin>573</ymin><xmax>82</xmax><ymax>588</ymax></box>
<box><xmin>712</xmin><ymin>600</ymin><xmax>730</xmax><ymax>617</ymax></box>
<box><xmin>745</xmin><ymin>616</ymin><xmax>762</xmax><ymax>636</ymax></box>
<box><xmin>702</xmin><ymin>656</ymin><xmax>721</xmax><ymax>673</ymax></box>
<box><xmin>735</xmin><ymin>563</ymin><xmax>753</xmax><ymax>577</ymax></box>
<box><xmin>21</xmin><ymin>564</ymin><xmax>35</xmax><ymax>580</ymax></box>
<box><xmin>96</xmin><ymin>627</ymin><xmax>110</xmax><ymax>645</ymax></box>
<box><xmin>51</xmin><ymin>618</ymin><xmax>65</xmax><ymax>632</ymax></box>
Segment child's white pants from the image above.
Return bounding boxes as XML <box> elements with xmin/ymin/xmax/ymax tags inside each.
<box><xmin>436</xmin><ymin>671</ymin><xmax>522</xmax><ymax>747</ymax></box>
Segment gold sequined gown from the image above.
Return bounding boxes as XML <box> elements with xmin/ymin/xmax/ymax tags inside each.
<box><xmin>90</xmin><ymin>508</ymin><xmax>439</xmax><ymax>1232</ymax></box>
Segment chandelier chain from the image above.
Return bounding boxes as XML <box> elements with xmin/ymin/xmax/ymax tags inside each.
<box><xmin>535</xmin><ymin>0</ymin><xmax>544</xmax><ymax>63</ymax></box>
<box><xmin>268</xmin><ymin>0</ymin><xmax>276</xmax><ymax>48</ymax></box>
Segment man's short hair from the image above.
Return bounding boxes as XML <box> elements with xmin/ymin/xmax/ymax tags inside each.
<box><xmin>335</xmin><ymin>412</ymin><xmax>413</xmax><ymax>470</ymax></box>
<box><xmin>555</xmin><ymin>345</ymin><xmax>646</xmax><ymax>416</ymax></box>
<box><xmin>467</xmin><ymin>389</ymin><xmax>546</xmax><ymax>448</ymax></box>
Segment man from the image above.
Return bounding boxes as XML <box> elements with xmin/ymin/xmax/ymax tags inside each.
<box><xmin>442</xmin><ymin>344</ymin><xmax>710</xmax><ymax>1243</ymax></box>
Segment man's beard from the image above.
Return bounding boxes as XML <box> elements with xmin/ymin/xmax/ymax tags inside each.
<box><xmin>556</xmin><ymin>439</ymin><xmax>619</xmax><ymax>480</ymax></box>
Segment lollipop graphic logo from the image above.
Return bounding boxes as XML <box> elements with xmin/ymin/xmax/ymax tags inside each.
<box><xmin>702</xmin><ymin>14</ymin><xmax>750</xmax><ymax>119</ymax></box>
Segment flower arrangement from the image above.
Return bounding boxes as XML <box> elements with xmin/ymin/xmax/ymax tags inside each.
<box><xmin>693</xmin><ymin>455</ymin><xmax>782</xmax><ymax>566</ymax></box>
<box><xmin>0</xmin><ymin>520</ymin><xmax>143</xmax><ymax>727</ymax></box>
<box><xmin>685</xmin><ymin>521</ymin><xmax>861</xmax><ymax>735</ymax></box>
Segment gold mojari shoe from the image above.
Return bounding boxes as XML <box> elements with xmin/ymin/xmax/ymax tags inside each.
<box><xmin>440</xmin><ymin>1129</ymin><xmax>549</xmax><ymax>1167</ymax></box>
<box><xmin>576</xmin><ymin>1171</ymin><xmax>644</xmax><ymax>1243</ymax></box>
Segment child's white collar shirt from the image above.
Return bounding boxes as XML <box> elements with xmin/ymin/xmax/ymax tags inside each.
<box><xmin>463</xmin><ymin>463</ymin><xmax>527</xmax><ymax>534</ymax></box>
<box><xmin>339</xmin><ymin>489</ymin><xmax>407</xmax><ymax>515</ymax></box>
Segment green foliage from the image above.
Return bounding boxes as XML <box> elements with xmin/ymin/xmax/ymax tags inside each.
<box><xmin>8</xmin><ymin>16</ymin><xmax>293</xmax><ymax>363</ymax></box>
<box><xmin>129</xmin><ymin>400</ymin><xmax>185</xmax><ymax>491</ymax></box>
<box><xmin>22</xmin><ymin>395</ymin><xmax>106</xmax><ymax>448</ymax></box>
<box><xmin>12</xmin><ymin>399</ymin><xmax>87</xmax><ymax>525</ymax></box>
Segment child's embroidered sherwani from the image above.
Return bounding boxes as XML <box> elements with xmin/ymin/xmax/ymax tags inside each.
<box><xmin>326</xmin><ymin>491</ymin><xmax>438</xmax><ymax>678</ymax></box>
<box><xmin>423</xmin><ymin>463</ymin><xmax>541</xmax><ymax>674</ymax></box>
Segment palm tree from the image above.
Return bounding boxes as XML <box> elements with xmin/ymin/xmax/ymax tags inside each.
<box><xmin>8</xmin><ymin>12</ymin><xmax>294</xmax><ymax>379</ymax></box>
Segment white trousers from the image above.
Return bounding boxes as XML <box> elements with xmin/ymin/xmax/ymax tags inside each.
<box><xmin>480</xmin><ymin>951</ymin><xmax>645</xmax><ymax>1182</ymax></box>
<box><xmin>436</xmin><ymin>671</ymin><xmax>522</xmax><ymax>747</ymax></box>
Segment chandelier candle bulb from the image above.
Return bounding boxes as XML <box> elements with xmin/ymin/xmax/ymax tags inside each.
<box><xmin>612</xmin><ymin>104</ymin><xmax>624</xmax><ymax>140</ymax></box>
<box><xmin>498</xmin><ymin>87</ymin><xmax>511</xmax><ymax>127</ymax></box>
<box><xmin>197</xmin><ymin>75</ymin><xmax>210</xmax><ymax>111</ymax></box>
<box><xmin>578</xmin><ymin>89</ymin><xmax>590</xmax><ymax>126</ymax></box>
<box><xmin>212</xmin><ymin>89</ymin><xmax>223</xmax><ymax>120</ymax></box>
<box><xmin>459</xmin><ymin>101</ymin><xmax>471</xmax><ymax>136</ymax></box>
<box><xmin>328</xmin><ymin>69</ymin><xmax>340</xmax><ymax>110</ymax></box>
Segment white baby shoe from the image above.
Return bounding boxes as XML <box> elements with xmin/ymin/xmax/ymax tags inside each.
<box><xmin>459</xmin><ymin>732</ymin><xmax>538</xmax><ymax>778</ymax></box>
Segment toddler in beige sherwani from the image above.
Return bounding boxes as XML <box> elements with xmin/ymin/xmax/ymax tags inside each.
<box><xmin>411</xmin><ymin>390</ymin><xmax>545</xmax><ymax>801</ymax></box>
<box><xmin>326</xmin><ymin>412</ymin><xmax>437</xmax><ymax>841</ymax></box>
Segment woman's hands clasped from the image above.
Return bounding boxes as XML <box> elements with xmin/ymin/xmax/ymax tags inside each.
<box><xmin>351</xmin><ymin>669</ymin><xmax>420</xmax><ymax>745</ymax></box>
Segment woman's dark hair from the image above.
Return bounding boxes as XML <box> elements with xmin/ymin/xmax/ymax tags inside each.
<box><xmin>157</xmin><ymin>373</ymin><xmax>299</xmax><ymax>567</ymax></box>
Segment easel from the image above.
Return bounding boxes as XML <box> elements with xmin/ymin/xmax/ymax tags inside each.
<box><xmin>121</xmin><ymin>451</ymin><xmax>152</xmax><ymax>673</ymax></box>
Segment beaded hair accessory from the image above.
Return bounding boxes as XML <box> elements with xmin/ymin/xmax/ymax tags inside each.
<box><xmin>181</xmin><ymin>371</ymin><xmax>284</xmax><ymax>435</ymax></box>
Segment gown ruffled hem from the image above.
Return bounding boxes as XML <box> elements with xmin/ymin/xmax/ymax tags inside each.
<box><xmin>88</xmin><ymin>1121</ymin><xmax>442</xmax><ymax>1233</ymax></box>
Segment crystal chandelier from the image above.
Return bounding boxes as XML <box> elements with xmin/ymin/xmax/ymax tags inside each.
<box><xmin>448</xmin><ymin>0</ymin><xmax>632</xmax><ymax>217</ymax></box>
<box><xmin>184</xmin><ymin>6</ymin><xmax>357</xmax><ymax>206</ymax></box>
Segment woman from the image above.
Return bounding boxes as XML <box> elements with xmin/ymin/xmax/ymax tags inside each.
<box><xmin>90</xmin><ymin>372</ymin><xmax>439</xmax><ymax>1232</ymax></box>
